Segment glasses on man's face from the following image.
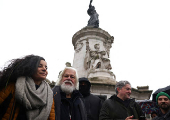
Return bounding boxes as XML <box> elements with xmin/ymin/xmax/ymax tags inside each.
<box><xmin>63</xmin><ymin>74</ymin><xmax>75</xmax><ymax>79</ymax></box>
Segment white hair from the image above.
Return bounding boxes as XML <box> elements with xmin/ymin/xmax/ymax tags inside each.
<box><xmin>56</xmin><ymin>67</ymin><xmax>79</xmax><ymax>90</ymax></box>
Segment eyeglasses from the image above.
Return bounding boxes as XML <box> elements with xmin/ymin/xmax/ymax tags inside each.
<box><xmin>63</xmin><ymin>74</ymin><xmax>75</xmax><ymax>79</ymax></box>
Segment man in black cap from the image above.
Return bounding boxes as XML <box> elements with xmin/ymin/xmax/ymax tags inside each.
<box><xmin>153</xmin><ymin>92</ymin><xmax>170</xmax><ymax>120</ymax></box>
<box><xmin>79</xmin><ymin>77</ymin><xmax>102</xmax><ymax>120</ymax></box>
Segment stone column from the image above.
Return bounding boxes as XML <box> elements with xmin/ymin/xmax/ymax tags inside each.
<box><xmin>72</xmin><ymin>27</ymin><xmax>116</xmax><ymax>85</ymax></box>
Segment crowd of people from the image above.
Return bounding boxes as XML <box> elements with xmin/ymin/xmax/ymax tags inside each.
<box><xmin>0</xmin><ymin>54</ymin><xmax>170</xmax><ymax>120</ymax></box>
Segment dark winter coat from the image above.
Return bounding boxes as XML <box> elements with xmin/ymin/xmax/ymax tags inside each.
<box><xmin>83</xmin><ymin>94</ymin><xmax>102</xmax><ymax>120</ymax></box>
<box><xmin>153</xmin><ymin>109</ymin><xmax>170</xmax><ymax>120</ymax></box>
<box><xmin>53</xmin><ymin>86</ymin><xmax>87</xmax><ymax>120</ymax></box>
<box><xmin>99</xmin><ymin>95</ymin><xmax>144</xmax><ymax>120</ymax></box>
<box><xmin>79</xmin><ymin>77</ymin><xmax>102</xmax><ymax>120</ymax></box>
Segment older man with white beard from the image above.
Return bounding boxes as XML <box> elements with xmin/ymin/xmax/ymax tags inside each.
<box><xmin>52</xmin><ymin>67</ymin><xmax>87</xmax><ymax>120</ymax></box>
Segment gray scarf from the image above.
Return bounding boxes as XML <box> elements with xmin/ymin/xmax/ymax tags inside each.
<box><xmin>15</xmin><ymin>76</ymin><xmax>53</xmax><ymax>120</ymax></box>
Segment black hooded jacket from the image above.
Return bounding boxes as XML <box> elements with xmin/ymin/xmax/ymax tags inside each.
<box><xmin>79</xmin><ymin>77</ymin><xmax>102</xmax><ymax>120</ymax></box>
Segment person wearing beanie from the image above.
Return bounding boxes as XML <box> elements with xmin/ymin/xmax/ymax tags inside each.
<box><xmin>79</xmin><ymin>77</ymin><xmax>102</xmax><ymax>120</ymax></box>
<box><xmin>153</xmin><ymin>92</ymin><xmax>170</xmax><ymax>120</ymax></box>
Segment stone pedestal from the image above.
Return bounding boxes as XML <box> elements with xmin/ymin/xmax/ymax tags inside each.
<box><xmin>72</xmin><ymin>27</ymin><xmax>116</xmax><ymax>85</ymax></box>
<box><xmin>72</xmin><ymin>26</ymin><xmax>152</xmax><ymax>100</ymax></box>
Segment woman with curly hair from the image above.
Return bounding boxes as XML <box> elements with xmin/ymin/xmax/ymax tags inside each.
<box><xmin>0</xmin><ymin>55</ymin><xmax>55</xmax><ymax>120</ymax></box>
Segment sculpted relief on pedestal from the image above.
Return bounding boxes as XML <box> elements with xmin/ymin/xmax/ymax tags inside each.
<box><xmin>84</xmin><ymin>41</ymin><xmax>112</xmax><ymax>71</ymax></box>
<box><xmin>103</xmin><ymin>36</ymin><xmax>114</xmax><ymax>58</ymax></box>
<box><xmin>75</xmin><ymin>42</ymin><xmax>83</xmax><ymax>53</ymax></box>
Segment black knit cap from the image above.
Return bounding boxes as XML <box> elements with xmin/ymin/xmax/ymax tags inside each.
<box><xmin>79</xmin><ymin>77</ymin><xmax>91</xmax><ymax>87</ymax></box>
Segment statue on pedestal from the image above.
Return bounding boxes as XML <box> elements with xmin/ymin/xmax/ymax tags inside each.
<box><xmin>87</xmin><ymin>0</ymin><xmax>99</xmax><ymax>28</ymax></box>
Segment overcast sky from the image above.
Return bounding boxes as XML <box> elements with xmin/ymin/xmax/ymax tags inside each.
<box><xmin>0</xmin><ymin>0</ymin><xmax>170</xmax><ymax>99</ymax></box>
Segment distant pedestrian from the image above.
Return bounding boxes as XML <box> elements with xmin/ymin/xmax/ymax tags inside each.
<box><xmin>151</xmin><ymin>111</ymin><xmax>157</xmax><ymax>119</ymax></box>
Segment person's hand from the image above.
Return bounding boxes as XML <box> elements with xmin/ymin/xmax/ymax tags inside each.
<box><xmin>125</xmin><ymin>115</ymin><xmax>139</xmax><ymax>120</ymax></box>
<box><xmin>125</xmin><ymin>115</ymin><xmax>138</xmax><ymax>120</ymax></box>
<box><xmin>125</xmin><ymin>115</ymin><xmax>134</xmax><ymax>120</ymax></box>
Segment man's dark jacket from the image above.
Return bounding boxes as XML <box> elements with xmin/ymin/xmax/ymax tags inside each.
<box><xmin>83</xmin><ymin>94</ymin><xmax>102</xmax><ymax>120</ymax></box>
<box><xmin>153</xmin><ymin>109</ymin><xmax>170</xmax><ymax>120</ymax></box>
<box><xmin>53</xmin><ymin>86</ymin><xmax>87</xmax><ymax>120</ymax></box>
<box><xmin>99</xmin><ymin>95</ymin><xmax>144</xmax><ymax>120</ymax></box>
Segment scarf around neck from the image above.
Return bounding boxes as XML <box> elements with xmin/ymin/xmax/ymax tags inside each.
<box><xmin>15</xmin><ymin>76</ymin><xmax>53</xmax><ymax>120</ymax></box>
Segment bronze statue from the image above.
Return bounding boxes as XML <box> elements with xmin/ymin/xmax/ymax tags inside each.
<box><xmin>87</xmin><ymin>0</ymin><xmax>99</xmax><ymax>28</ymax></box>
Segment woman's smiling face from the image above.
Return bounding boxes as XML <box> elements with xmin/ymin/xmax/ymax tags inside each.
<box><xmin>32</xmin><ymin>60</ymin><xmax>48</xmax><ymax>82</ymax></box>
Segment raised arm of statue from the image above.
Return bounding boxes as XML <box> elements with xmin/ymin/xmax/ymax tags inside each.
<box><xmin>89</xmin><ymin>0</ymin><xmax>93</xmax><ymax>7</ymax></box>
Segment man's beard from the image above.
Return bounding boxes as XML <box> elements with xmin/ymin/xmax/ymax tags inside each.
<box><xmin>61</xmin><ymin>80</ymin><xmax>76</xmax><ymax>94</ymax></box>
<box><xmin>159</xmin><ymin>103</ymin><xmax>170</xmax><ymax>110</ymax></box>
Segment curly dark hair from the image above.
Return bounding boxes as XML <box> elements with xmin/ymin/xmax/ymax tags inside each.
<box><xmin>0</xmin><ymin>54</ymin><xmax>45</xmax><ymax>90</ymax></box>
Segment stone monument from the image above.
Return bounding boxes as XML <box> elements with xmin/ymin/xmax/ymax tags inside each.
<box><xmin>72</xmin><ymin>0</ymin><xmax>152</xmax><ymax>100</ymax></box>
<box><xmin>72</xmin><ymin>27</ymin><xmax>116</xmax><ymax>85</ymax></box>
